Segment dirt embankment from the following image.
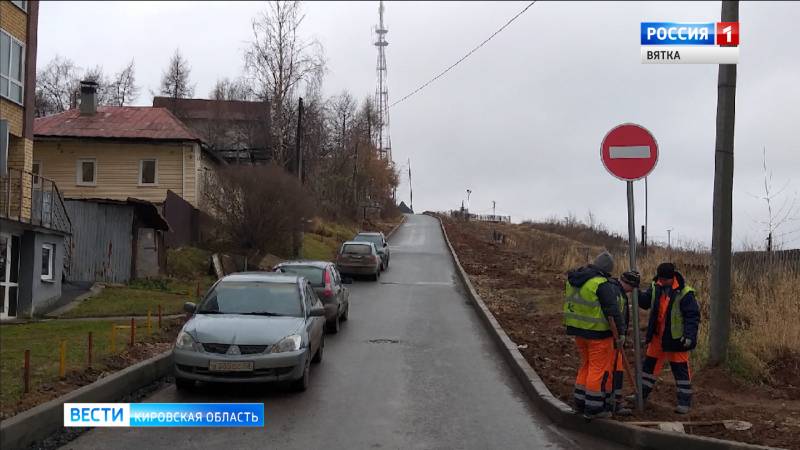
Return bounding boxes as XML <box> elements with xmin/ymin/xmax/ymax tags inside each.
<box><xmin>442</xmin><ymin>217</ymin><xmax>800</xmax><ymax>450</ymax></box>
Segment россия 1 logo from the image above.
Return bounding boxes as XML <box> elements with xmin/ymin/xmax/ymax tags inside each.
<box><xmin>640</xmin><ymin>22</ymin><xmax>739</xmax><ymax>64</ymax></box>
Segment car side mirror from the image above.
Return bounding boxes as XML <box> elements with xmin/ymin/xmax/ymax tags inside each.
<box><xmin>309</xmin><ymin>307</ymin><xmax>325</xmax><ymax>317</ymax></box>
<box><xmin>342</xmin><ymin>277</ymin><xmax>353</xmax><ymax>284</ymax></box>
<box><xmin>183</xmin><ymin>302</ymin><xmax>196</xmax><ymax>314</ymax></box>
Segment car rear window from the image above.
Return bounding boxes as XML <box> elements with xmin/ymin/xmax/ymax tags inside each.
<box><xmin>197</xmin><ymin>282</ymin><xmax>302</xmax><ymax>316</ymax></box>
<box><xmin>354</xmin><ymin>234</ymin><xmax>383</xmax><ymax>247</ymax></box>
<box><xmin>277</xmin><ymin>266</ymin><xmax>324</xmax><ymax>286</ymax></box>
<box><xmin>342</xmin><ymin>243</ymin><xmax>372</xmax><ymax>254</ymax></box>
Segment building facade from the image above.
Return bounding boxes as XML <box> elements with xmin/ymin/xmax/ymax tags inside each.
<box><xmin>34</xmin><ymin>85</ymin><xmax>219</xmax><ymax>209</ymax></box>
<box><xmin>1</xmin><ymin>0</ymin><xmax>72</xmax><ymax>319</ymax></box>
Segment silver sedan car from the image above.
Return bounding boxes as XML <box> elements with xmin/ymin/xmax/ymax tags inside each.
<box><xmin>173</xmin><ymin>273</ymin><xmax>326</xmax><ymax>392</ymax></box>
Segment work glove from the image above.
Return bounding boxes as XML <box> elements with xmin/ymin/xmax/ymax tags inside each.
<box><xmin>680</xmin><ymin>337</ymin><xmax>693</xmax><ymax>349</ymax></box>
<box><xmin>616</xmin><ymin>335</ymin><xmax>626</xmax><ymax>349</ymax></box>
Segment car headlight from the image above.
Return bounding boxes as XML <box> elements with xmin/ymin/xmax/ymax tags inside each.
<box><xmin>175</xmin><ymin>330</ymin><xmax>199</xmax><ymax>351</ymax></box>
<box><xmin>271</xmin><ymin>334</ymin><xmax>302</xmax><ymax>353</ymax></box>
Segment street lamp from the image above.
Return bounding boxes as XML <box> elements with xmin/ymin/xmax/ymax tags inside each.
<box><xmin>466</xmin><ymin>189</ymin><xmax>472</xmax><ymax>211</ymax></box>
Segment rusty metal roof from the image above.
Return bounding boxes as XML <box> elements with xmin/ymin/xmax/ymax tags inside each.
<box><xmin>34</xmin><ymin>106</ymin><xmax>202</xmax><ymax>142</ymax></box>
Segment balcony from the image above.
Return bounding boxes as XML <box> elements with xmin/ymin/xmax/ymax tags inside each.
<box><xmin>0</xmin><ymin>167</ymin><xmax>72</xmax><ymax>234</ymax></box>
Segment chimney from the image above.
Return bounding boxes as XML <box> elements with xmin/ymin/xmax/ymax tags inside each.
<box><xmin>79</xmin><ymin>80</ymin><xmax>98</xmax><ymax>116</ymax></box>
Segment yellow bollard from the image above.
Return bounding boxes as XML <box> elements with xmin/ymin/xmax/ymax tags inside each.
<box><xmin>59</xmin><ymin>340</ymin><xmax>66</xmax><ymax>379</ymax></box>
<box><xmin>147</xmin><ymin>309</ymin><xmax>152</xmax><ymax>335</ymax></box>
<box><xmin>111</xmin><ymin>324</ymin><xmax>116</xmax><ymax>353</ymax></box>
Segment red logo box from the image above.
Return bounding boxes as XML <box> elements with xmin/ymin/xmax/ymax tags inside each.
<box><xmin>716</xmin><ymin>22</ymin><xmax>739</xmax><ymax>46</ymax></box>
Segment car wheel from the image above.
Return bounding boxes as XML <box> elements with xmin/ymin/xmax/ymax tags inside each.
<box><xmin>372</xmin><ymin>270</ymin><xmax>380</xmax><ymax>281</ymax></box>
<box><xmin>312</xmin><ymin>337</ymin><xmax>324</xmax><ymax>363</ymax></box>
<box><xmin>341</xmin><ymin>303</ymin><xmax>349</xmax><ymax>321</ymax></box>
<box><xmin>175</xmin><ymin>377</ymin><xmax>194</xmax><ymax>391</ymax></box>
<box><xmin>291</xmin><ymin>359</ymin><xmax>311</xmax><ymax>392</ymax></box>
<box><xmin>326</xmin><ymin>314</ymin><xmax>340</xmax><ymax>334</ymax></box>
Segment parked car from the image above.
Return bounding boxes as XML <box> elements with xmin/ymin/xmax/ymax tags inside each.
<box><xmin>336</xmin><ymin>241</ymin><xmax>382</xmax><ymax>281</ymax></box>
<box><xmin>274</xmin><ymin>261</ymin><xmax>352</xmax><ymax>334</ymax></box>
<box><xmin>173</xmin><ymin>272</ymin><xmax>326</xmax><ymax>392</ymax></box>
<box><xmin>353</xmin><ymin>232</ymin><xmax>391</xmax><ymax>270</ymax></box>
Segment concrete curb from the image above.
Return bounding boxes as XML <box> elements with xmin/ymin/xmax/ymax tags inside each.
<box><xmin>0</xmin><ymin>351</ymin><xmax>173</xmax><ymax>450</ymax></box>
<box><xmin>432</xmin><ymin>214</ymin><xmax>776</xmax><ymax>450</ymax></box>
<box><xmin>44</xmin><ymin>283</ymin><xmax>105</xmax><ymax>318</ymax></box>
<box><xmin>386</xmin><ymin>214</ymin><xmax>408</xmax><ymax>240</ymax></box>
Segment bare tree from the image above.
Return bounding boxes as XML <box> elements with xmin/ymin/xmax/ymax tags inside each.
<box><xmin>245</xmin><ymin>0</ymin><xmax>326</xmax><ymax>165</ymax></box>
<box><xmin>160</xmin><ymin>49</ymin><xmax>195</xmax><ymax>99</ymax></box>
<box><xmin>109</xmin><ymin>59</ymin><xmax>140</xmax><ymax>106</ymax></box>
<box><xmin>753</xmin><ymin>146</ymin><xmax>799</xmax><ymax>251</ymax></box>
<box><xmin>209</xmin><ymin>77</ymin><xmax>254</xmax><ymax>101</ymax></box>
<box><xmin>202</xmin><ymin>164</ymin><xmax>312</xmax><ymax>257</ymax></box>
<box><xmin>327</xmin><ymin>90</ymin><xmax>356</xmax><ymax>152</ymax></box>
<box><xmin>35</xmin><ymin>55</ymin><xmax>81</xmax><ymax>116</ymax></box>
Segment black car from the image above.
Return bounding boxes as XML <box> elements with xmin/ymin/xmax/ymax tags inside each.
<box><xmin>274</xmin><ymin>261</ymin><xmax>352</xmax><ymax>333</ymax></box>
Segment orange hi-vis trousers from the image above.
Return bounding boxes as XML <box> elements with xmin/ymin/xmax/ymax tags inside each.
<box><xmin>573</xmin><ymin>336</ymin><xmax>615</xmax><ymax>415</ymax></box>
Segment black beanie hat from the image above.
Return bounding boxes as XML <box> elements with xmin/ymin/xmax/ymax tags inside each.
<box><xmin>657</xmin><ymin>262</ymin><xmax>676</xmax><ymax>279</ymax></box>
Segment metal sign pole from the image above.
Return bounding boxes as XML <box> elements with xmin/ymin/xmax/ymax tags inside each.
<box><xmin>626</xmin><ymin>181</ymin><xmax>644</xmax><ymax>411</ymax></box>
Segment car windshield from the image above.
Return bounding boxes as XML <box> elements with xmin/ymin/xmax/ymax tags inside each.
<box><xmin>197</xmin><ymin>281</ymin><xmax>303</xmax><ymax>316</ymax></box>
<box><xmin>354</xmin><ymin>234</ymin><xmax>383</xmax><ymax>247</ymax></box>
<box><xmin>342</xmin><ymin>243</ymin><xmax>373</xmax><ymax>255</ymax></box>
<box><xmin>277</xmin><ymin>266</ymin><xmax>324</xmax><ymax>286</ymax></box>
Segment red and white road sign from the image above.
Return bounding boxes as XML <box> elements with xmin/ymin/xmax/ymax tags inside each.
<box><xmin>600</xmin><ymin>123</ymin><xmax>659</xmax><ymax>181</ymax></box>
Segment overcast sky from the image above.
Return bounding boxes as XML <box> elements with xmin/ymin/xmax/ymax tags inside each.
<box><xmin>37</xmin><ymin>1</ymin><xmax>800</xmax><ymax>250</ymax></box>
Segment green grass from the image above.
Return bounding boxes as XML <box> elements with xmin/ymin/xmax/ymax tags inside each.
<box><xmin>61</xmin><ymin>286</ymin><xmax>192</xmax><ymax>318</ymax></box>
<box><xmin>166</xmin><ymin>247</ymin><xmax>211</xmax><ymax>279</ymax></box>
<box><xmin>0</xmin><ymin>319</ymin><xmax>156</xmax><ymax>409</ymax></box>
<box><xmin>301</xmin><ymin>233</ymin><xmax>339</xmax><ymax>261</ymax></box>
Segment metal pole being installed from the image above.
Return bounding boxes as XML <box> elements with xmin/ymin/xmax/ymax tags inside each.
<box><xmin>626</xmin><ymin>181</ymin><xmax>643</xmax><ymax>411</ymax></box>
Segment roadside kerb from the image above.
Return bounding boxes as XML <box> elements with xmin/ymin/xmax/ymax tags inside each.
<box><xmin>386</xmin><ymin>214</ymin><xmax>408</xmax><ymax>240</ymax></box>
<box><xmin>432</xmin><ymin>214</ymin><xmax>776</xmax><ymax>450</ymax></box>
<box><xmin>0</xmin><ymin>351</ymin><xmax>173</xmax><ymax>450</ymax></box>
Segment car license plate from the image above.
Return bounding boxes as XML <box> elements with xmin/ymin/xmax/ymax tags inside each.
<box><xmin>209</xmin><ymin>361</ymin><xmax>254</xmax><ymax>372</ymax></box>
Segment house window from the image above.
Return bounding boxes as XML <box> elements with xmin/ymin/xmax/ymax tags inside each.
<box><xmin>11</xmin><ymin>1</ymin><xmax>28</xmax><ymax>12</ymax></box>
<box><xmin>41</xmin><ymin>244</ymin><xmax>54</xmax><ymax>281</ymax></box>
<box><xmin>76</xmin><ymin>159</ymin><xmax>96</xmax><ymax>186</ymax></box>
<box><xmin>139</xmin><ymin>159</ymin><xmax>157</xmax><ymax>185</ymax></box>
<box><xmin>0</xmin><ymin>30</ymin><xmax>25</xmax><ymax>104</ymax></box>
<box><xmin>32</xmin><ymin>161</ymin><xmax>41</xmax><ymax>188</ymax></box>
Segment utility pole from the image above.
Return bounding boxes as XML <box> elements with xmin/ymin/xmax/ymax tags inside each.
<box><xmin>667</xmin><ymin>228</ymin><xmax>672</xmax><ymax>248</ymax></box>
<box><xmin>408</xmin><ymin>158</ymin><xmax>413</xmax><ymax>212</ymax></box>
<box><xmin>709</xmin><ymin>0</ymin><xmax>738</xmax><ymax>367</ymax></box>
<box><xmin>466</xmin><ymin>189</ymin><xmax>472</xmax><ymax>212</ymax></box>
<box><xmin>492</xmin><ymin>200</ymin><xmax>496</xmax><ymax>217</ymax></box>
<box><xmin>294</xmin><ymin>97</ymin><xmax>304</xmax><ymax>182</ymax></box>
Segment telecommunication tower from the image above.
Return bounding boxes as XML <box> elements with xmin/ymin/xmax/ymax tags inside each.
<box><xmin>374</xmin><ymin>1</ymin><xmax>392</xmax><ymax>161</ymax></box>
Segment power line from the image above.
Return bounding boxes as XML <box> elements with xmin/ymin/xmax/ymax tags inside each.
<box><xmin>389</xmin><ymin>1</ymin><xmax>537</xmax><ymax>109</ymax></box>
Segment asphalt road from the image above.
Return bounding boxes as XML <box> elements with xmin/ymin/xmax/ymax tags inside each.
<box><xmin>63</xmin><ymin>214</ymin><xmax>619</xmax><ymax>450</ymax></box>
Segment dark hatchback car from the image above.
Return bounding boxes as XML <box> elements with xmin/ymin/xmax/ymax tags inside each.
<box><xmin>274</xmin><ymin>261</ymin><xmax>351</xmax><ymax>333</ymax></box>
<box><xmin>353</xmin><ymin>232</ymin><xmax>390</xmax><ymax>270</ymax></box>
<box><xmin>336</xmin><ymin>241</ymin><xmax>382</xmax><ymax>281</ymax></box>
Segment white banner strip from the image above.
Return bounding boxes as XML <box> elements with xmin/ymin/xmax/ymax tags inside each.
<box><xmin>641</xmin><ymin>46</ymin><xmax>739</xmax><ymax>64</ymax></box>
<box><xmin>609</xmin><ymin>146</ymin><xmax>651</xmax><ymax>159</ymax></box>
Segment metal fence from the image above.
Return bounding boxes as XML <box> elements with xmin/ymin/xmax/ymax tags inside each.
<box><xmin>449</xmin><ymin>210</ymin><xmax>511</xmax><ymax>223</ymax></box>
<box><xmin>0</xmin><ymin>167</ymin><xmax>71</xmax><ymax>235</ymax></box>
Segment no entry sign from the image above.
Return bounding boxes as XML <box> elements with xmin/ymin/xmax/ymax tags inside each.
<box><xmin>601</xmin><ymin>124</ymin><xmax>658</xmax><ymax>181</ymax></box>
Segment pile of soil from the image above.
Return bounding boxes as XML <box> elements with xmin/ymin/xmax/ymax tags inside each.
<box><xmin>442</xmin><ymin>217</ymin><xmax>800</xmax><ymax>449</ymax></box>
<box><xmin>0</xmin><ymin>320</ymin><xmax>182</xmax><ymax>420</ymax></box>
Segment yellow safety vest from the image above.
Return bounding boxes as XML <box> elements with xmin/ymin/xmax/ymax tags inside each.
<box><xmin>650</xmin><ymin>283</ymin><xmax>696</xmax><ymax>339</ymax></box>
<box><xmin>563</xmin><ymin>276</ymin><xmax>625</xmax><ymax>332</ymax></box>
